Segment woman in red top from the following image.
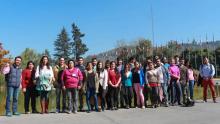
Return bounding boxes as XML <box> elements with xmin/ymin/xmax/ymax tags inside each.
<box><xmin>108</xmin><ymin>61</ymin><xmax>121</xmax><ymax>110</ymax></box>
<box><xmin>22</xmin><ymin>61</ymin><xmax>38</xmax><ymax>114</ymax></box>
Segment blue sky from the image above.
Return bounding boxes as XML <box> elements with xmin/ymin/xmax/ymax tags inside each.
<box><xmin>0</xmin><ymin>0</ymin><xmax>220</xmax><ymax>57</ymax></box>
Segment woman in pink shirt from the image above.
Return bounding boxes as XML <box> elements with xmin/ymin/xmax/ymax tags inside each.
<box><xmin>169</xmin><ymin>58</ymin><xmax>182</xmax><ymax>106</ymax></box>
<box><xmin>186</xmin><ymin>60</ymin><xmax>195</xmax><ymax>100</ymax></box>
<box><xmin>62</xmin><ymin>60</ymin><xmax>83</xmax><ymax>114</ymax></box>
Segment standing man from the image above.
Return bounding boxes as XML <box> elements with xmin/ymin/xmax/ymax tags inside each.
<box><xmin>155</xmin><ymin>58</ymin><xmax>170</xmax><ymax>107</ymax></box>
<box><xmin>76</xmin><ymin>57</ymin><xmax>86</xmax><ymax>111</ymax></box>
<box><xmin>53</xmin><ymin>57</ymin><xmax>67</xmax><ymax>113</ymax></box>
<box><xmin>117</xmin><ymin>58</ymin><xmax>124</xmax><ymax>108</ymax></box>
<box><xmin>92</xmin><ymin>58</ymin><xmax>97</xmax><ymax>72</ymax></box>
<box><xmin>179</xmin><ymin>58</ymin><xmax>187</xmax><ymax>105</ymax></box>
<box><xmin>3</xmin><ymin>56</ymin><xmax>22</xmax><ymax>117</ymax></box>
<box><xmin>199</xmin><ymin>57</ymin><xmax>217</xmax><ymax>103</ymax></box>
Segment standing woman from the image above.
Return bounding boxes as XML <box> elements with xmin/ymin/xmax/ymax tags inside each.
<box><xmin>35</xmin><ymin>56</ymin><xmax>54</xmax><ymax>114</ymax></box>
<box><xmin>132</xmin><ymin>61</ymin><xmax>145</xmax><ymax>109</ymax></box>
<box><xmin>121</xmin><ymin>63</ymin><xmax>133</xmax><ymax>109</ymax></box>
<box><xmin>22</xmin><ymin>61</ymin><xmax>38</xmax><ymax>114</ymax></box>
<box><xmin>185</xmin><ymin>60</ymin><xmax>195</xmax><ymax>100</ymax></box>
<box><xmin>62</xmin><ymin>60</ymin><xmax>83</xmax><ymax>114</ymax></box>
<box><xmin>97</xmin><ymin>61</ymin><xmax>108</xmax><ymax>111</ymax></box>
<box><xmin>108</xmin><ymin>61</ymin><xmax>121</xmax><ymax>110</ymax></box>
<box><xmin>83</xmin><ymin>62</ymin><xmax>99</xmax><ymax>113</ymax></box>
<box><xmin>169</xmin><ymin>58</ymin><xmax>182</xmax><ymax>106</ymax></box>
<box><xmin>145</xmin><ymin>62</ymin><xmax>160</xmax><ymax>108</ymax></box>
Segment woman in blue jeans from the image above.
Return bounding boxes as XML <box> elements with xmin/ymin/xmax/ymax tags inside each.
<box><xmin>186</xmin><ymin>61</ymin><xmax>195</xmax><ymax>100</ymax></box>
<box><xmin>83</xmin><ymin>62</ymin><xmax>100</xmax><ymax>113</ymax></box>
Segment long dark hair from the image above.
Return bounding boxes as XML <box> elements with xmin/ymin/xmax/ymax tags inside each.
<box><xmin>26</xmin><ymin>61</ymin><xmax>35</xmax><ymax>69</ymax></box>
<box><xmin>39</xmin><ymin>55</ymin><xmax>50</xmax><ymax>70</ymax></box>
<box><xmin>97</xmin><ymin>61</ymin><xmax>104</xmax><ymax>77</ymax></box>
<box><xmin>110</xmin><ymin>61</ymin><xmax>119</xmax><ymax>74</ymax></box>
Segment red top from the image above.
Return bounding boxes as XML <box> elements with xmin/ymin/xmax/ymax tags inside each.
<box><xmin>62</xmin><ymin>68</ymin><xmax>83</xmax><ymax>88</ymax></box>
<box><xmin>108</xmin><ymin>69</ymin><xmax>121</xmax><ymax>85</ymax></box>
<box><xmin>22</xmin><ymin>69</ymin><xmax>35</xmax><ymax>89</ymax></box>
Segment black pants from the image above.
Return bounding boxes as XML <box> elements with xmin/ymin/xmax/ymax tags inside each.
<box><xmin>24</xmin><ymin>87</ymin><xmax>37</xmax><ymax>112</ymax></box>
<box><xmin>122</xmin><ymin>86</ymin><xmax>133</xmax><ymax>107</ymax></box>
<box><xmin>108</xmin><ymin>86</ymin><xmax>119</xmax><ymax>109</ymax></box>
<box><xmin>98</xmin><ymin>85</ymin><xmax>108</xmax><ymax>110</ymax></box>
<box><xmin>56</xmin><ymin>88</ymin><xmax>66</xmax><ymax>112</ymax></box>
<box><xmin>149</xmin><ymin>86</ymin><xmax>159</xmax><ymax>106</ymax></box>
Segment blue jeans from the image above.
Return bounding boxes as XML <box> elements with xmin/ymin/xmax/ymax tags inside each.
<box><xmin>170</xmin><ymin>79</ymin><xmax>182</xmax><ymax>104</ymax></box>
<box><xmin>188</xmin><ymin>80</ymin><xmax>194</xmax><ymax>99</ymax></box>
<box><xmin>5</xmin><ymin>86</ymin><xmax>20</xmax><ymax>113</ymax></box>
<box><xmin>86</xmin><ymin>88</ymin><xmax>98</xmax><ymax>111</ymax></box>
<box><xmin>161</xmin><ymin>83</ymin><xmax>168</xmax><ymax>103</ymax></box>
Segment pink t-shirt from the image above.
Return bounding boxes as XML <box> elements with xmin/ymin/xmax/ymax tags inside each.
<box><xmin>62</xmin><ymin>68</ymin><xmax>83</xmax><ymax>88</ymax></box>
<box><xmin>187</xmin><ymin>69</ymin><xmax>194</xmax><ymax>81</ymax></box>
<box><xmin>169</xmin><ymin>65</ymin><xmax>180</xmax><ymax>80</ymax></box>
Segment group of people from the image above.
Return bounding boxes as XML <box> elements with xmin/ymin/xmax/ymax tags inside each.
<box><xmin>2</xmin><ymin>55</ymin><xmax>217</xmax><ymax>117</ymax></box>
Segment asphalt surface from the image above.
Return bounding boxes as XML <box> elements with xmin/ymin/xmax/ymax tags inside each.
<box><xmin>0</xmin><ymin>99</ymin><xmax>220</xmax><ymax>124</ymax></box>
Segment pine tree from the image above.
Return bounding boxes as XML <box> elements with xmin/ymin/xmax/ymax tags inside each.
<box><xmin>54</xmin><ymin>28</ymin><xmax>71</xmax><ymax>60</ymax></box>
<box><xmin>71</xmin><ymin>23</ymin><xmax>88</xmax><ymax>59</ymax></box>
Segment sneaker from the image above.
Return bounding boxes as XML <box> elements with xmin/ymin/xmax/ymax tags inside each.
<box><xmin>67</xmin><ymin>111</ymin><xmax>72</xmax><ymax>114</ymax></box>
<box><xmin>13</xmin><ymin>112</ymin><xmax>20</xmax><ymax>116</ymax></box>
<box><xmin>73</xmin><ymin>111</ymin><xmax>77</xmax><ymax>114</ymax></box>
<box><xmin>213</xmin><ymin>100</ymin><xmax>218</xmax><ymax>103</ymax></box>
<box><xmin>141</xmin><ymin>106</ymin><xmax>145</xmax><ymax>109</ymax></box>
<box><xmin>25</xmin><ymin>111</ymin><xmax>31</xmax><ymax>114</ymax></box>
<box><xmin>6</xmin><ymin>112</ymin><xmax>12</xmax><ymax>117</ymax></box>
<box><xmin>203</xmin><ymin>100</ymin><xmax>207</xmax><ymax>103</ymax></box>
<box><xmin>32</xmin><ymin>110</ymin><xmax>39</xmax><ymax>114</ymax></box>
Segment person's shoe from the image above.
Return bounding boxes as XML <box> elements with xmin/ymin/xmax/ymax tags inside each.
<box><xmin>213</xmin><ymin>99</ymin><xmax>218</xmax><ymax>103</ymax></box>
<box><xmin>141</xmin><ymin>106</ymin><xmax>145</xmax><ymax>109</ymax></box>
<box><xmin>203</xmin><ymin>100</ymin><xmax>207</xmax><ymax>103</ymax></box>
<box><xmin>32</xmin><ymin>110</ymin><xmax>39</xmax><ymax>114</ymax></box>
<box><xmin>165</xmin><ymin>103</ymin><xmax>169</xmax><ymax>107</ymax></box>
<box><xmin>13</xmin><ymin>112</ymin><xmax>20</xmax><ymax>116</ymax></box>
<box><xmin>73</xmin><ymin>111</ymin><xmax>77</xmax><ymax>114</ymax></box>
<box><xmin>6</xmin><ymin>112</ymin><xmax>12</xmax><ymax>117</ymax></box>
<box><xmin>55</xmin><ymin>109</ymin><xmax>60</xmax><ymax>114</ymax></box>
<box><xmin>87</xmin><ymin>110</ymin><xmax>91</xmax><ymax>113</ymax></box>
<box><xmin>67</xmin><ymin>111</ymin><xmax>72</xmax><ymax>114</ymax></box>
<box><xmin>25</xmin><ymin>111</ymin><xmax>31</xmax><ymax>114</ymax></box>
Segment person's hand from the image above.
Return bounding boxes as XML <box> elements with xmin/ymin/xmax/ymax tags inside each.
<box><xmin>62</xmin><ymin>86</ymin><xmax>66</xmax><ymax>90</ymax></box>
<box><xmin>77</xmin><ymin>86</ymin><xmax>81</xmax><ymax>90</ymax></box>
<box><xmin>22</xmin><ymin>88</ymin><xmax>26</xmax><ymax>93</ymax></box>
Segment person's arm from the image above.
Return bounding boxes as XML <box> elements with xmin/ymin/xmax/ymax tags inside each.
<box><xmin>35</xmin><ymin>66</ymin><xmax>40</xmax><ymax>78</ymax></box>
<box><xmin>211</xmin><ymin>64</ymin><xmax>215</xmax><ymax>78</ymax></box>
<box><xmin>103</xmin><ymin>70</ymin><xmax>108</xmax><ymax>90</ymax></box>
<box><xmin>21</xmin><ymin>70</ymin><xmax>27</xmax><ymax>92</ymax></box>
<box><xmin>61</xmin><ymin>70</ymin><xmax>66</xmax><ymax>90</ymax></box>
<box><xmin>78</xmin><ymin>69</ymin><xmax>83</xmax><ymax>89</ymax></box>
<box><xmin>115</xmin><ymin>74</ymin><xmax>121</xmax><ymax>87</ymax></box>
<box><xmin>199</xmin><ymin>65</ymin><xmax>203</xmax><ymax>78</ymax></box>
<box><xmin>49</xmin><ymin>67</ymin><xmax>54</xmax><ymax>83</ymax></box>
<box><xmin>108</xmin><ymin>71</ymin><xmax>114</xmax><ymax>87</ymax></box>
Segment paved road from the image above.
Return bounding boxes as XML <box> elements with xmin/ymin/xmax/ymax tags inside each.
<box><xmin>1</xmin><ymin>99</ymin><xmax>220</xmax><ymax>124</ymax></box>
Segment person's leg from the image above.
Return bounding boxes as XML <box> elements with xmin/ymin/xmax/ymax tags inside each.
<box><xmin>181</xmin><ymin>83</ymin><xmax>186</xmax><ymax>104</ymax></box>
<box><xmin>30</xmin><ymin>87</ymin><xmax>37</xmax><ymax>113</ymax></box>
<box><xmin>139</xmin><ymin>86</ymin><xmax>145</xmax><ymax>107</ymax></box>
<box><xmin>101</xmin><ymin>88</ymin><xmax>107</xmax><ymax>111</ymax></box>
<box><xmin>12</xmin><ymin>87</ymin><xmax>20</xmax><ymax>114</ymax></box>
<box><xmin>5</xmin><ymin>87</ymin><xmax>13</xmax><ymax>115</ymax></box>
<box><xmin>113</xmin><ymin>87</ymin><xmax>119</xmax><ymax>109</ymax></box>
<box><xmin>176</xmin><ymin>82</ymin><xmax>182</xmax><ymax>105</ymax></box>
<box><xmin>45</xmin><ymin>91</ymin><xmax>50</xmax><ymax>113</ymax></box>
<box><xmin>62</xmin><ymin>89</ymin><xmax>67</xmax><ymax>112</ymax></box>
<box><xmin>92</xmin><ymin>89</ymin><xmax>99</xmax><ymax>111</ymax></box>
<box><xmin>86</xmin><ymin>88</ymin><xmax>92</xmax><ymax>112</ymax></box>
<box><xmin>134</xmin><ymin>83</ymin><xmax>140</xmax><ymax>107</ymax></box>
<box><xmin>123</xmin><ymin>86</ymin><xmax>129</xmax><ymax>107</ymax></box>
<box><xmin>67</xmin><ymin>89</ymin><xmax>73</xmax><ymax>113</ymax></box>
<box><xmin>170</xmin><ymin>81</ymin><xmax>175</xmax><ymax>105</ymax></box>
<box><xmin>55</xmin><ymin>88</ymin><xmax>61</xmax><ymax>112</ymax></box>
<box><xmin>129</xmin><ymin>87</ymin><xmax>133</xmax><ymax>108</ymax></box>
<box><xmin>208</xmin><ymin>79</ymin><xmax>217</xmax><ymax>102</ymax></box>
<box><xmin>73</xmin><ymin>88</ymin><xmax>78</xmax><ymax>113</ymax></box>
<box><xmin>78</xmin><ymin>89</ymin><xmax>84</xmax><ymax>111</ymax></box>
<box><xmin>202</xmin><ymin>79</ymin><xmax>208</xmax><ymax>101</ymax></box>
<box><xmin>24</xmin><ymin>88</ymin><xmax>31</xmax><ymax>113</ymax></box>
<box><xmin>188</xmin><ymin>80</ymin><xmax>194</xmax><ymax>100</ymax></box>
<box><xmin>109</xmin><ymin>86</ymin><xmax>115</xmax><ymax>109</ymax></box>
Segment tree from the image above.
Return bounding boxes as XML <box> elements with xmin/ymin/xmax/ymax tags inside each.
<box><xmin>71</xmin><ymin>23</ymin><xmax>88</xmax><ymax>59</ymax></box>
<box><xmin>20</xmin><ymin>48</ymin><xmax>41</xmax><ymax>68</ymax></box>
<box><xmin>54</xmin><ymin>28</ymin><xmax>71</xmax><ymax>60</ymax></box>
<box><xmin>0</xmin><ymin>43</ymin><xmax>11</xmax><ymax>70</ymax></box>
